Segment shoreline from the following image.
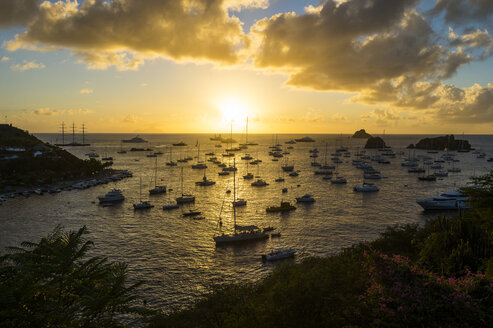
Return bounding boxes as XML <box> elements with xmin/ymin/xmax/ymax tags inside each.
<box><xmin>0</xmin><ymin>168</ymin><xmax>132</xmax><ymax>202</ymax></box>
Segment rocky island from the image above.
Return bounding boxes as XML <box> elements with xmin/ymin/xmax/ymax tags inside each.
<box><xmin>352</xmin><ymin>129</ymin><xmax>372</xmax><ymax>139</ymax></box>
<box><xmin>364</xmin><ymin>136</ymin><xmax>387</xmax><ymax>149</ymax></box>
<box><xmin>407</xmin><ymin>135</ymin><xmax>471</xmax><ymax>151</ymax></box>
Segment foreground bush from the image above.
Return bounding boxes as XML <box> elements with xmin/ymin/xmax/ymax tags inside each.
<box><xmin>0</xmin><ymin>226</ymin><xmax>149</xmax><ymax>328</ymax></box>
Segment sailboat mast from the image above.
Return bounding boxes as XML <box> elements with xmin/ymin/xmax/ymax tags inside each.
<box><xmin>246</xmin><ymin>116</ymin><xmax>248</xmax><ymax>144</ymax></box>
<box><xmin>181</xmin><ymin>167</ymin><xmax>184</xmax><ymax>196</ymax></box>
<box><xmin>139</xmin><ymin>177</ymin><xmax>142</xmax><ymax>202</ymax></box>
<box><xmin>233</xmin><ymin>158</ymin><xmax>237</xmax><ymax>233</ymax></box>
<box><xmin>154</xmin><ymin>157</ymin><xmax>158</xmax><ymax>187</ymax></box>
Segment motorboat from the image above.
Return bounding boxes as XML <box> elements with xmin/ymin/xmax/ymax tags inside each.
<box><xmin>295</xmin><ymin>194</ymin><xmax>315</xmax><ymax>203</ymax></box>
<box><xmin>192</xmin><ymin>163</ymin><xmax>207</xmax><ymax>169</ymax></box>
<box><xmin>418</xmin><ymin>175</ymin><xmax>437</xmax><ymax>181</ymax></box>
<box><xmin>417</xmin><ymin>191</ymin><xmax>470</xmax><ymax>210</ymax></box>
<box><xmin>331</xmin><ymin>177</ymin><xmax>347</xmax><ymax>184</ymax></box>
<box><xmin>176</xmin><ymin>195</ymin><xmax>195</xmax><ymax>203</ymax></box>
<box><xmin>133</xmin><ymin>201</ymin><xmax>154</xmax><ymax>210</ymax></box>
<box><xmin>364</xmin><ymin>173</ymin><xmax>382</xmax><ymax>179</ymax></box>
<box><xmin>98</xmin><ymin>189</ymin><xmax>124</xmax><ymax>203</ymax></box>
<box><xmin>233</xmin><ymin>199</ymin><xmax>247</xmax><ymax>207</ymax></box>
<box><xmin>289</xmin><ymin>171</ymin><xmax>299</xmax><ymax>177</ymax></box>
<box><xmin>163</xmin><ymin>203</ymin><xmax>179</xmax><ymax>210</ymax></box>
<box><xmin>401</xmin><ymin>160</ymin><xmax>418</xmax><ymax>167</ymax></box>
<box><xmin>266</xmin><ymin>201</ymin><xmax>296</xmax><ymax>212</ymax></box>
<box><xmin>251</xmin><ymin>179</ymin><xmax>269</xmax><ymax>186</ymax></box>
<box><xmin>173</xmin><ymin>142</ymin><xmax>187</xmax><ymax>146</ymax></box>
<box><xmin>243</xmin><ymin>172</ymin><xmax>254</xmax><ymax>179</ymax></box>
<box><xmin>353</xmin><ymin>183</ymin><xmax>379</xmax><ymax>192</ymax></box>
<box><xmin>262</xmin><ymin>248</ymin><xmax>297</xmax><ymax>261</ymax></box>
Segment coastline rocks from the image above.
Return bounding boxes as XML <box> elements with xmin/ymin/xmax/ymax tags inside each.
<box><xmin>352</xmin><ymin>129</ymin><xmax>372</xmax><ymax>139</ymax></box>
<box><xmin>364</xmin><ymin>137</ymin><xmax>387</xmax><ymax>149</ymax></box>
<box><xmin>407</xmin><ymin>135</ymin><xmax>471</xmax><ymax>150</ymax></box>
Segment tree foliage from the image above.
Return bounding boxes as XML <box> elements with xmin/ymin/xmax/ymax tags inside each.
<box><xmin>0</xmin><ymin>226</ymin><xmax>149</xmax><ymax>328</ymax></box>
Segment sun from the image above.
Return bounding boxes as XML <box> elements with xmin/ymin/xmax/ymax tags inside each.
<box><xmin>218</xmin><ymin>98</ymin><xmax>248</xmax><ymax>124</ymax></box>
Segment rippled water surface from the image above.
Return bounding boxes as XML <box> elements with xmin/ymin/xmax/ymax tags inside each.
<box><xmin>1</xmin><ymin>134</ymin><xmax>492</xmax><ymax>311</ymax></box>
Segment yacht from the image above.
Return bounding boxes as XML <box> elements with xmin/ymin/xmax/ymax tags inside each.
<box><xmin>98</xmin><ymin>189</ymin><xmax>124</xmax><ymax>203</ymax></box>
<box><xmin>295</xmin><ymin>194</ymin><xmax>315</xmax><ymax>203</ymax></box>
<box><xmin>192</xmin><ymin>163</ymin><xmax>207</xmax><ymax>169</ymax></box>
<box><xmin>243</xmin><ymin>172</ymin><xmax>254</xmax><ymax>179</ymax></box>
<box><xmin>417</xmin><ymin>191</ymin><xmax>470</xmax><ymax>210</ymax></box>
<box><xmin>353</xmin><ymin>183</ymin><xmax>379</xmax><ymax>192</ymax></box>
<box><xmin>173</xmin><ymin>142</ymin><xmax>187</xmax><ymax>146</ymax></box>
<box><xmin>262</xmin><ymin>248</ymin><xmax>298</xmax><ymax>261</ymax></box>
<box><xmin>122</xmin><ymin>135</ymin><xmax>147</xmax><ymax>143</ymax></box>
<box><xmin>401</xmin><ymin>160</ymin><xmax>418</xmax><ymax>167</ymax></box>
<box><xmin>289</xmin><ymin>171</ymin><xmax>299</xmax><ymax>177</ymax></box>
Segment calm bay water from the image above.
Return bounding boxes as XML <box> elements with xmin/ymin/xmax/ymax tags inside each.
<box><xmin>1</xmin><ymin>133</ymin><xmax>492</xmax><ymax>311</ymax></box>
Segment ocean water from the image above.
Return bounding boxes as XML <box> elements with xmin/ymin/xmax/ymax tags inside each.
<box><xmin>1</xmin><ymin>133</ymin><xmax>492</xmax><ymax>311</ymax></box>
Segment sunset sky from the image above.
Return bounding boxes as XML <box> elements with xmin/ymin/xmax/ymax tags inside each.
<box><xmin>0</xmin><ymin>0</ymin><xmax>492</xmax><ymax>134</ymax></box>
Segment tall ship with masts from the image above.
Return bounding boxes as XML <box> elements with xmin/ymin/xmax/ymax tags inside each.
<box><xmin>213</xmin><ymin>159</ymin><xmax>267</xmax><ymax>244</ymax></box>
<box><xmin>55</xmin><ymin>122</ymin><xmax>90</xmax><ymax>146</ymax></box>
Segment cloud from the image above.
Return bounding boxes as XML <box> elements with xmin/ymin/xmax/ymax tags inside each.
<box><xmin>1</xmin><ymin>56</ymin><xmax>9</xmax><ymax>62</ymax></box>
<box><xmin>225</xmin><ymin>0</ymin><xmax>269</xmax><ymax>11</ymax></box>
<box><xmin>79</xmin><ymin>88</ymin><xmax>93</xmax><ymax>94</ymax></box>
<box><xmin>428</xmin><ymin>0</ymin><xmax>493</xmax><ymax>26</ymax></box>
<box><xmin>331</xmin><ymin>113</ymin><xmax>347</xmax><ymax>121</ymax></box>
<box><xmin>0</xmin><ymin>0</ymin><xmax>39</xmax><ymax>28</ymax></box>
<box><xmin>123</xmin><ymin>114</ymin><xmax>138</xmax><ymax>123</ymax></box>
<box><xmin>10</xmin><ymin>60</ymin><xmax>45</xmax><ymax>71</ymax></box>
<box><xmin>4</xmin><ymin>0</ymin><xmax>249</xmax><ymax>69</ymax></box>
<box><xmin>360</xmin><ymin>108</ymin><xmax>401</xmax><ymax>127</ymax></box>
<box><xmin>33</xmin><ymin>107</ymin><xmax>93</xmax><ymax>116</ymax></box>
<box><xmin>34</xmin><ymin>107</ymin><xmax>57</xmax><ymax>116</ymax></box>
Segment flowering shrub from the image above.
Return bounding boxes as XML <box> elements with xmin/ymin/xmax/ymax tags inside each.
<box><xmin>361</xmin><ymin>247</ymin><xmax>493</xmax><ymax>327</ymax></box>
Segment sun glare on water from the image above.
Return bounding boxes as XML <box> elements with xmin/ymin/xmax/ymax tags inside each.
<box><xmin>219</xmin><ymin>98</ymin><xmax>248</xmax><ymax>124</ymax></box>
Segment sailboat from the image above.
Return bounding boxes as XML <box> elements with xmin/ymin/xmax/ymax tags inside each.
<box><xmin>162</xmin><ymin>189</ymin><xmax>179</xmax><ymax>210</ymax></box>
<box><xmin>134</xmin><ymin>177</ymin><xmax>154</xmax><ymax>210</ymax></box>
<box><xmin>117</xmin><ymin>143</ymin><xmax>126</xmax><ymax>154</ymax></box>
<box><xmin>195</xmin><ymin>169</ymin><xmax>216</xmax><ymax>186</ymax></box>
<box><xmin>192</xmin><ymin>144</ymin><xmax>207</xmax><ymax>169</ymax></box>
<box><xmin>176</xmin><ymin>167</ymin><xmax>195</xmax><ymax>204</ymax></box>
<box><xmin>232</xmin><ymin>166</ymin><xmax>247</xmax><ymax>207</ymax></box>
<box><xmin>213</xmin><ymin>160</ymin><xmax>266</xmax><ymax>245</ymax></box>
<box><xmin>243</xmin><ymin>159</ymin><xmax>254</xmax><ymax>179</ymax></box>
<box><xmin>251</xmin><ymin>160</ymin><xmax>269</xmax><ymax>186</ymax></box>
<box><xmin>166</xmin><ymin>147</ymin><xmax>177</xmax><ymax>166</ymax></box>
<box><xmin>240</xmin><ymin>116</ymin><xmax>258</xmax><ymax>147</ymax></box>
<box><xmin>149</xmin><ymin>157</ymin><xmax>166</xmax><ymax>194</ymax></box>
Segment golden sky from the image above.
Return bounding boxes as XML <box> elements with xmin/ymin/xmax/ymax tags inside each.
<box><xmin>0</xmin><ymin>0</ymin><xmax>492</xmax><ymax>134</ymax></box>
